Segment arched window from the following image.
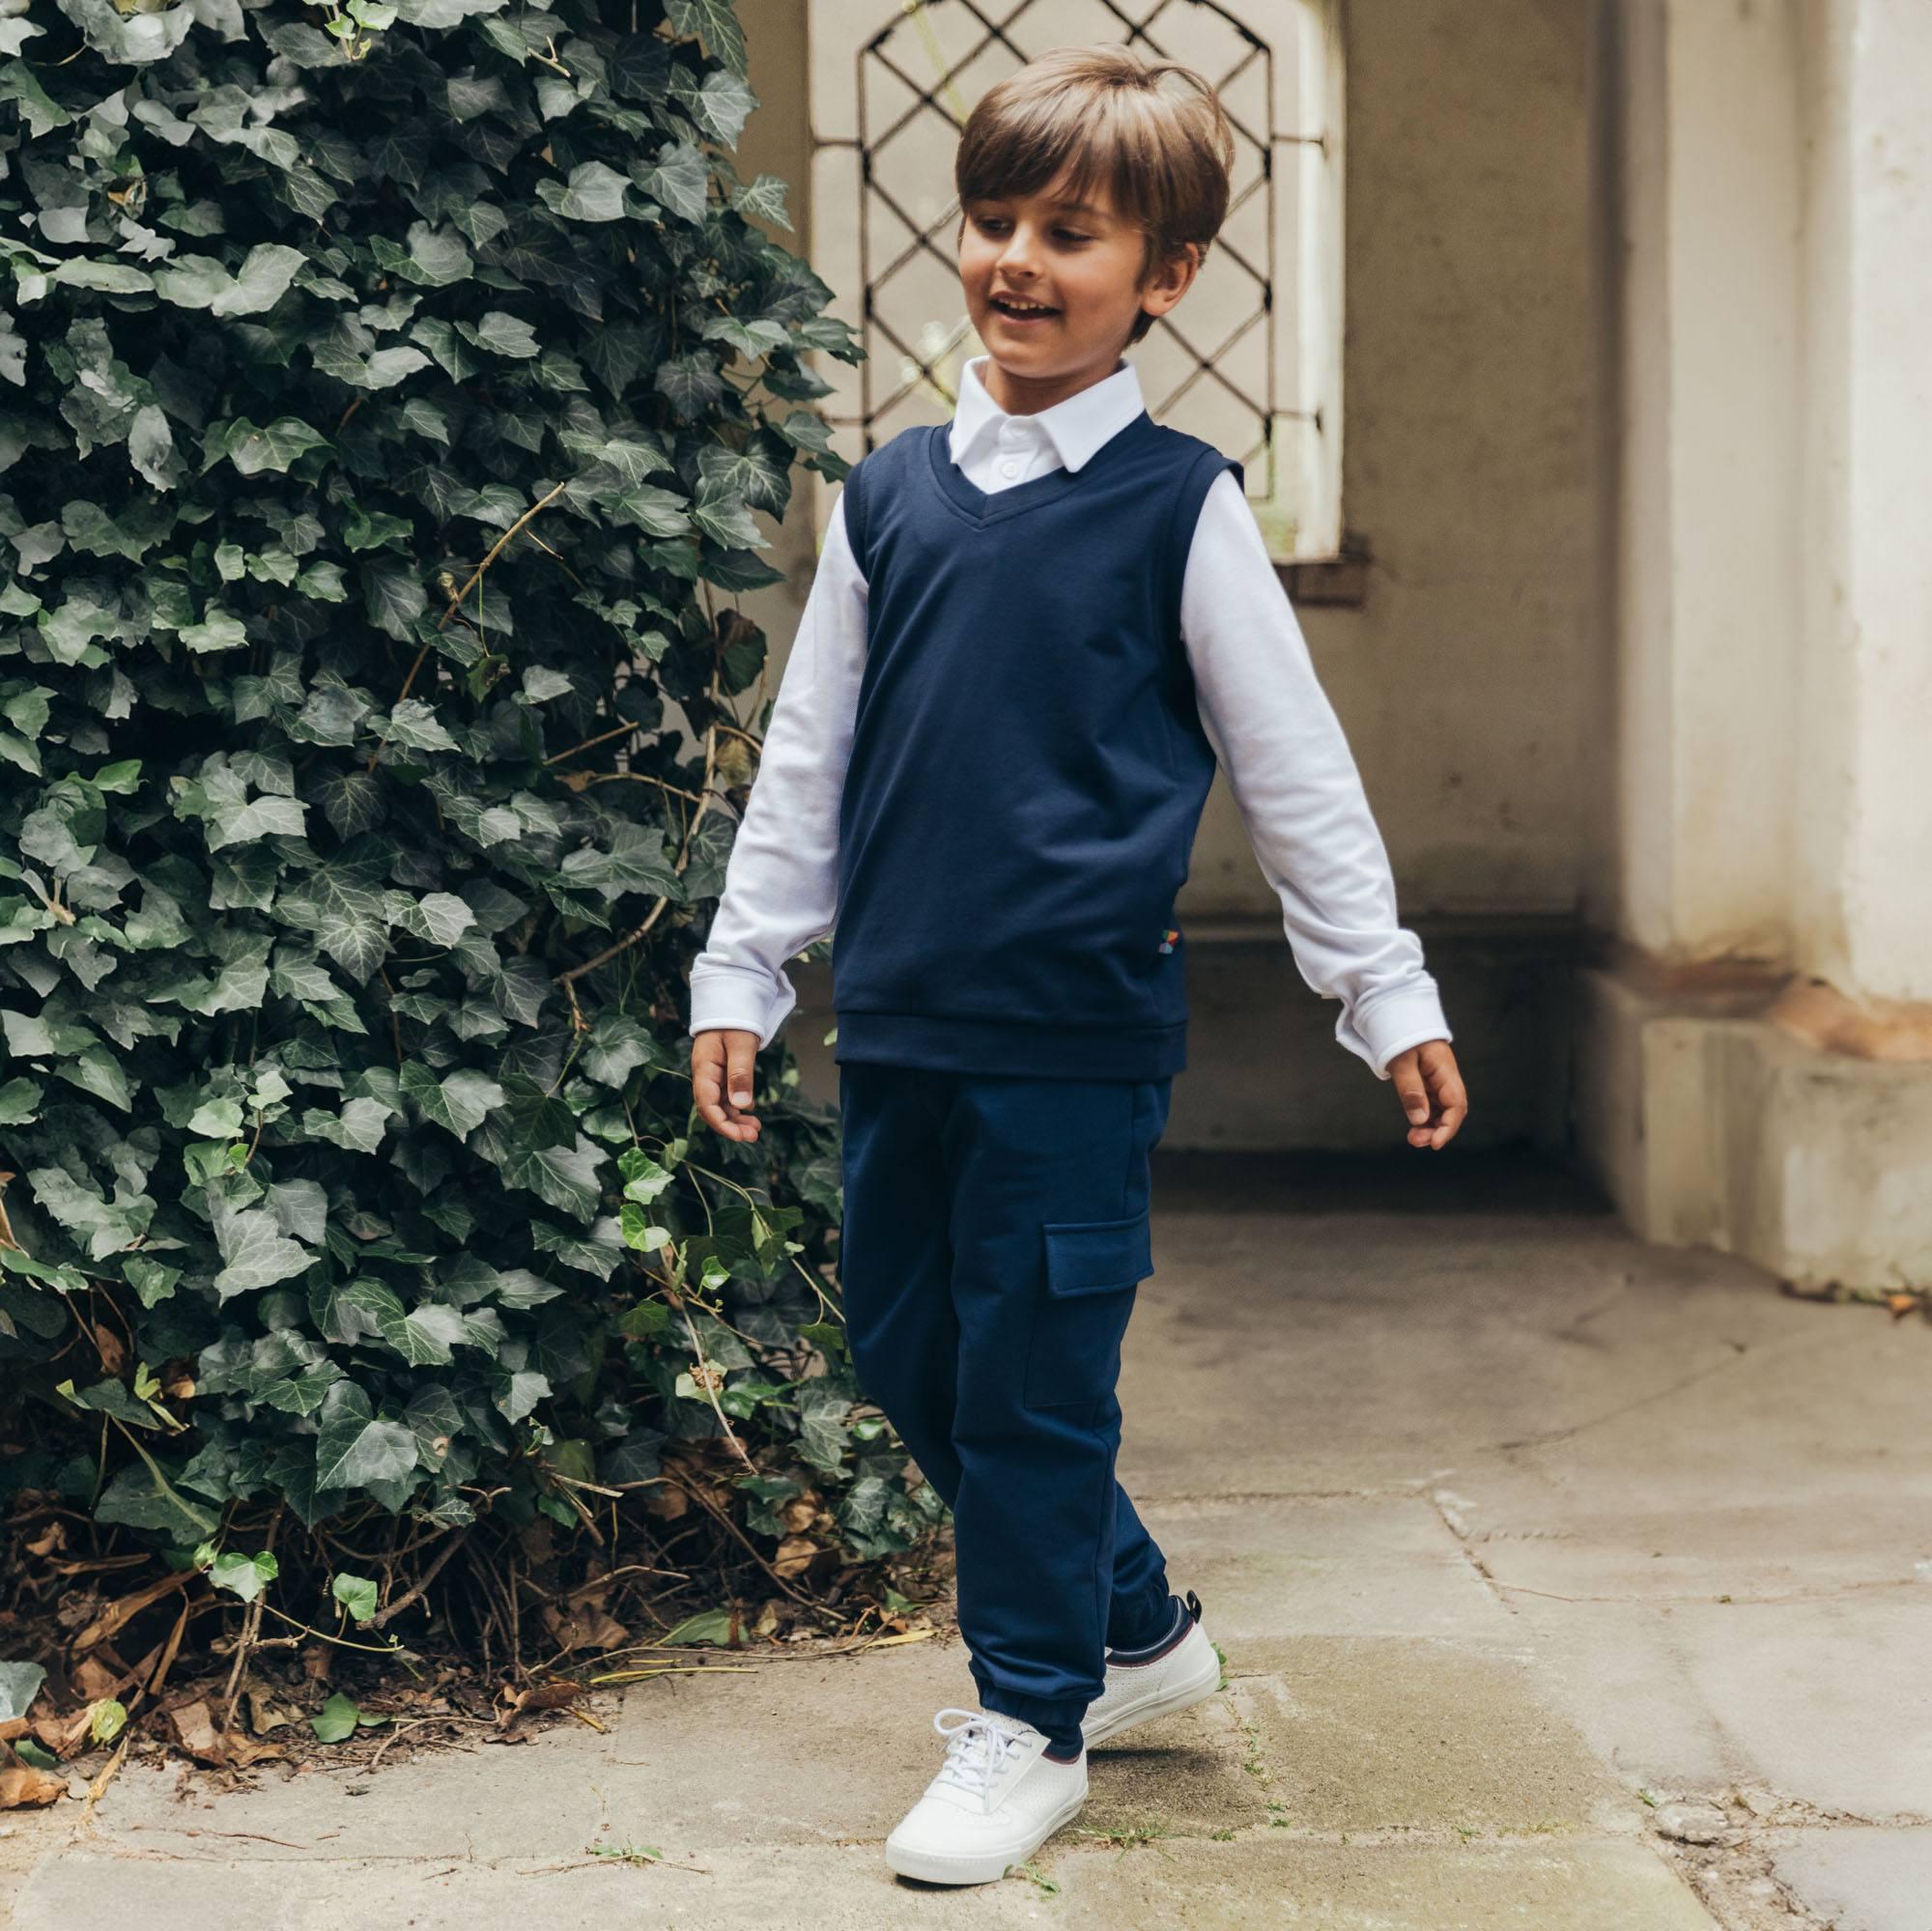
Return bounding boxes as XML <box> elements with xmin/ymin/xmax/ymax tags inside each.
<box><xmin>807</xmin><ymin>0</ymin><xmax>1346</xmax><ymax>561</ymax></box>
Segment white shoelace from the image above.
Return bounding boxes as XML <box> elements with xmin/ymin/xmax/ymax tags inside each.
<box><xmin>929</xmin><ymin>1707</ymin><xmax>1029</xmax><ymax>1802</ymax></box>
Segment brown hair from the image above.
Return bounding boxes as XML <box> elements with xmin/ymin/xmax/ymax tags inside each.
<box><xmin>954</xmin><ymin>44</ymin><xmax>1236</xmax><ymax>348</ymax></box>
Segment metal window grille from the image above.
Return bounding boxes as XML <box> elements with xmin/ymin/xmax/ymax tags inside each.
<box><xmin>806</xmin><ymin>0</ymin><xmax>1344</xmax><ymax>560</ymax></box>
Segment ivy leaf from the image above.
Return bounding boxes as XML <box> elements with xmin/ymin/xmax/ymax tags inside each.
<box><xmin>375</xmin><ymin>698</ymin><xmax>459</xmax><ymax>753</ymax></box>
<box><xmin>55</xmin><ymin>1045</ymin><xmax>133</xmax><ymax>1112</ymax></box>
<box><xmin>181</xmin><ymin>608</ymin><xmax>248</xmax><ymax>654</ymax></box>
<box><xmin>55</xmin><ymin>0</ymin><xmax>194</xmax><ymax>65</ymax></box>
<box><xmin>0</xmin><ymin>1077</ymin><xmax>43</xmax><ymax>1126</ymax></box>
<box><xmin>152</xmin><ymin>244</ymin><xmax>306</xmax><ymax>317</ymax></box>
<box><xmin>314</xmin><ymin>1381</ymin><xmax>419</xmax><ymax>1493</ymax></box>
<box><xmin>212</xmin><ymin>1201</ymin><xmax>316</xmax><ymax>1299</ymax></box>
<box><xmin>730</xmin><ymin>173</ymin><xmax>792</xmax><ymax>230</ymax></box>
<box><xmin>128</xmin><ymin>406</ymin><xmax>181</xmax><ymax>490</ymax></box>
<box><xmin>689</xmin><ymin>69</ymin><xmax>757</xmax><ymax>149</ymax></box>
<box><xmin>458</xmin><ymin>311</ymin><xmax>539</xmax><ymax>359</ymax></box>
<box><xmin>218</xmin><ymin>418</ymin><xmax>332</xmax><ymax>477</ymax></box>
<box><xmin>400</xmin><ymin>1062</ymin><xmax>504</xmax><ymax>1139</ymax></box>
<box><xmin>665</xmin><ymin>0</ymin><xmax>747</xmax><ymax>77</ymax></box>
<box><xmin>362</xmin><ymin>564</ymin><xmax>427</xmax><ymax>641</ymax></box>
<box><xmin>300</xmin><ymin>1096</ymin><xmax>392</xmax><ymax>1154</ymax></box>
<box><xmin>93</xmin><ymin>1459</ymin><xmax>218</xmax><ymax>1540</ymax></box>
<box><xmin>634</xmin><ymin>138</ymin><xmax>710</xmax><ymax>225</ymax></box>
<box><xmin>654</xmin><ymin>352</ymin><xmax>725</xmax><ymax>418</ymax></box>
<box><xmin>278</xmin><ymin>854</ymin><xmax>389</xmax><ymax>984</ymax></box>
<box><xmin>547</xmin><ymin>161</ymin><xmax>629</xmax><ymax>223</ymax></box>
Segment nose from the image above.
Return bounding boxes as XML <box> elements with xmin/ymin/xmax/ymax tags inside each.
<box><xmin>994</xmin><ymin>220</ymin><xmax>1044</xmax><ymax>279</ymax></box>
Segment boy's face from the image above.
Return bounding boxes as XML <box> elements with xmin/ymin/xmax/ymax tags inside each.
<box><xmin>957</xmin><ymin>171</ymin><xmax>1196</xmax><ymax>409</ymax></box>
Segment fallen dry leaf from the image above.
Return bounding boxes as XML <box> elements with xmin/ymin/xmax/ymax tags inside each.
<box><xmin>771</xmin><ymin>1536</ymin><xmax>818</xmax><ymax>1580</ymax></box>
<box><xmin>0</xmin><ymin>1762</ymin><xmax>66</xmax><ymax>1808</ymax></box>
<box><xmin>494</xmin><ymin>1679</ymin><xmax>583</xmax><ymax>1731</ymax></box>
<box><xmin>539</xmin><ymin>1604</ymin><xmax>630</xmax><ymax>1652</ymax></box>
<box><xmin>70</xmin><ymin>1571</ymin><xmax>188</xmax><ymax>1653</ymax></box>
<box><xmin>92</xmin><ymin>1320</ymin><xmax>127</xmax><ymax>1378</ymax></box>
<box><xmin>24</xmin><ymin>1520</ymin><xmax>66</xmax><ymax>1558</ymax></box>
<box><xmin>166</xmin><ymin>1698</ymin><xmax>285</xmax><ymax>1769</ymax></box>
<box><xmin>638</xmin><ymin>1483</ymin><xmax>688</xmax><ymax>1521</ymax></box>
<box><xmin>242</xmin><ymin>1680</ymin><xmax>306</xmax><ymax>1738</ymax></box>
<box><xmin>74</xmin><ymin>1656</ymin><xmax>124</xmax><ymax>1702</ymax></box>
<box><xmin>32</xmin><ymin>1704</ymin><xmax>97</xmax><ymax>1762</ymax></box>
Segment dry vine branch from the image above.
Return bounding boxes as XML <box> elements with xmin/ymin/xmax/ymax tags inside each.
<box><xmin>556</xmin><ymin>718</ymin><xmax>721</xmax><ymax>987</ymax></box>
<box><xmin>364</xmin><ymin>478</ymin><xmax>573</xmax><ymax>774</ymax></box>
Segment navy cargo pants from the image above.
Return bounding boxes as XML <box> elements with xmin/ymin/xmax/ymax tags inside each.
<box><xmin>837</xmin><ymin>1063</ymin><xmax>1179</xmax><ymax>1745</ymax></box>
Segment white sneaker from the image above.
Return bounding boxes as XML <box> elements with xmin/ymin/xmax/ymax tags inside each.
<box><xmin>1081</xmin><ymin>1589</ymin><xmax>1224</xmax><ymax>1748</ymax></box>
<box><xmin>884</xmin><ymin>1707</ymin><xmax>1089</xmax><ymax>1886</ymax></box>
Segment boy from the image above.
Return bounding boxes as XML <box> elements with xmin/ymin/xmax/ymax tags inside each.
<box><xmin>688</xmin><ymin>45</ymin><xmax>1467</xmax><ymax>1886</ymax></box>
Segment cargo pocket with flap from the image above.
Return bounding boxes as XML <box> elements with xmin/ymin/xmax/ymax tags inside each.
<box><xmin>1022</xmin><ymin>1208</ymin><xmax>1154</xmax><ymax>1410</ymax></box>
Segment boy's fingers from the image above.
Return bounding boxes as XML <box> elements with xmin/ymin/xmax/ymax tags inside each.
<box><xmin>1388</xmin><ymin>1056</ymin><xmax>1432</xmax><ymax>1123</ymax></box>
<box><xmin>1417</xmin><ymin>1053</ymin><xmax>1469</xmax><ymax>1150</ymax></box>
<box><xmin>725</xmin><ymin>1036</ymin><xmax>756</xmax><ymax>1113</ymax></box>
<box><xmin>690</xmin><ymin>1033</ymin><xmax>758</xmax><ymax>1140</ymax></box>
<box><xmin>690</xmin><ymin>1044</ymin><xmax>729</xmax><ymax>1134</ymax></box>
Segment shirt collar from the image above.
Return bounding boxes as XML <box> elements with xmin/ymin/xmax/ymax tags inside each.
<box><xmin>948</xmin><ymin>353</ymin><xmax>1147</xmax><ymax>474</ymax></box>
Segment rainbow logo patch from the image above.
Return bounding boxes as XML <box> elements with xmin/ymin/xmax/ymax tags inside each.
<box><xmin>1157</xmin><ymin>927</ymin><xmax>1179</xmax><ymax>954</ymax></box>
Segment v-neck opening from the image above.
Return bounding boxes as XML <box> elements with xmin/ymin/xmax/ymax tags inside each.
<box><xmin>926</xmin><ymin>411</ymin><xmax>1154</xmax><ymax>526</ymax></box>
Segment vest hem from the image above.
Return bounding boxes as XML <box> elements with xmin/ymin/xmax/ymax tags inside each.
<box><xmin>833</xmin><ymin>1009</ymin><xmax>1186</xmax><ymax>1080</ymax></box>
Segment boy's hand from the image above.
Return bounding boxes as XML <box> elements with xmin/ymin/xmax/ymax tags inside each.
<box><xmin>692</xmin><ymin>1028</ymin><xmax>762</xmax><ymax>1142</ymax></box>
<box><xmin>1386</xmin><ymin>1038</ymin><xmax>1466</xmax><ymax>1150</ymax></box>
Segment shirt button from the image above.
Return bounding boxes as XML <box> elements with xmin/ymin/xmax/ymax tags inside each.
<box><xmin>999</xmin><ymin>458</ymin><xmax>1021</xmax><ymax>478</ymax></box>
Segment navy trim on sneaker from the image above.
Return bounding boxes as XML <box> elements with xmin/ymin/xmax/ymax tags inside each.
<box><xmin>1104</xmin><ymin>1593</ymin><xmax>1188</xmax><ymax>1665</ymax></box>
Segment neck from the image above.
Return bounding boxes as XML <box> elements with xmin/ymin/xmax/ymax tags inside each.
<box><xmin>980</xmin><ymin>350</ymin><xmax>1126</xmax><ymax>418</ymax></box>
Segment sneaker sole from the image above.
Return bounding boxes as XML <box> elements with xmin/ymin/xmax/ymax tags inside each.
<box><xmin>1081</xmin><ymin>1639</ymin><xmax>1224</xmax><ymax>1748</ymax></box>
<box><xmin>884</xmin><ymin>1785</ymin><xmax>1089</xmax><ymax>1886</ymax></box>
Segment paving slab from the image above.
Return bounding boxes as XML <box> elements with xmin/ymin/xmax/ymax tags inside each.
<box><xmin>53</xmin><ymin>1716</ymin><xmax>618</xmax><ymax>1865</ymax></box>
<box><xmin>609</xmin><ymin>1632</ymin><xmax>982</xmax><ymax>1847</ymax></box>
<box><xmin>1766</xmin><ymin>1826</ymin><xmax>1932</xmax><ymax>1931</ymax></box>
<box><xmin>1223</xmin><ymin>1636</ymin><xmax>1633</xmax><ymax>1837</ymax></box>
<box><xmin>1504</xmin><ymin>1588</ymin><xmax>1932</xmax><ymax>1819</ymax></box>
<box><xmin>1127</xmin><ymin>1492</ymin><xmax>1516</xmax><ymax>1642</ymax></box>
<box><xmin>1120</xmin><ymin>1199</ymin><xmax>1824</xmax><ymax>1499</ymax></box>
<box><xmin>14</xmin><ymin>1836</ymin><xmax>1720</xmax><ymax>1931</ymax></box>
<box><xmin>1074</xmin><ymin>1691</ymin><xmax>1269</xmax><ymax>1837</ymax></box>
<box><xmin>1030</xmin><ymin>1836</ymin><xmax>1721</xmax><ymax>1931</ymax></box>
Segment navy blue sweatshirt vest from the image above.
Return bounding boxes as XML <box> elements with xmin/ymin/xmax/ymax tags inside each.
<box><xmin>832</xmin><ymin>411</ymin><xmax>1244</xmax><ymax>1081</ymax></box>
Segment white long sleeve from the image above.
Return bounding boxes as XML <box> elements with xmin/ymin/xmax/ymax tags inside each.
<box><xmin>1181</xmin><ymin>468</ymin><xmax>1451</xmax><ymax>1080</ymax></box>
<box><xmin>687</xmin><ymin>352</ymin><xmax>1451</xmax><ymax>1079</ymax></box>
<box><xmin>684</xmin><ymin>490</ymin><xmax>866</xmax><ymax>1048</ymax></box>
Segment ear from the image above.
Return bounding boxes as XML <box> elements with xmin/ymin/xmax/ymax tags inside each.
<box><xmin>1140</xmin><ymin>241</ymin><xmax>1203</xmax><ymax>320</ymax></box>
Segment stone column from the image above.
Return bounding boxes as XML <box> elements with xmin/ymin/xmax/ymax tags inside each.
<box><xmin>1579</xmin><ymin>0</ymin><xmax>1932</xmax><ymax>1289</ymax></box>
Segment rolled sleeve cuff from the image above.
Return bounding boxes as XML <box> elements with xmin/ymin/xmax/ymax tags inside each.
<box><xmin>1342</xmin><ymin>982</ymin><xmax>1454</xmax><ymax>1081</ymax></box>
<box><xmin>687</xmin><ymin>963</ymin><xmax>798</xmax><ymax>1052</ymax></box>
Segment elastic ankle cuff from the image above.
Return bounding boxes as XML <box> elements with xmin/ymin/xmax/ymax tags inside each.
<box><xmin>978</xmin><ymin>1686</ymin><xmax>1086</xmax><ymax>1755</ymax></box>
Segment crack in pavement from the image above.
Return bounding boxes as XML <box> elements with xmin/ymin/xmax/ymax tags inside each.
<box><xmin>1639</xmin><ymin>1785</ymin><xmax>1932</xmax><ymax>1931</ymax></box>
<box><xmin>1488</xmin><ymin>1343</ymin><xmax>1757</xmax><ymax>1453</ymax></box>
<box><xmin>1427</xmin><ymin>1489</ymin><xmax>1520</xmax><ymax>1617</ymax></box>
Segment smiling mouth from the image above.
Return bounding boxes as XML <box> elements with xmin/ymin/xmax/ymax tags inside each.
<box><xmin>990</xmin><ymin>295</ymin><xmax>1059</xmax><ymax>319</ymax></box>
